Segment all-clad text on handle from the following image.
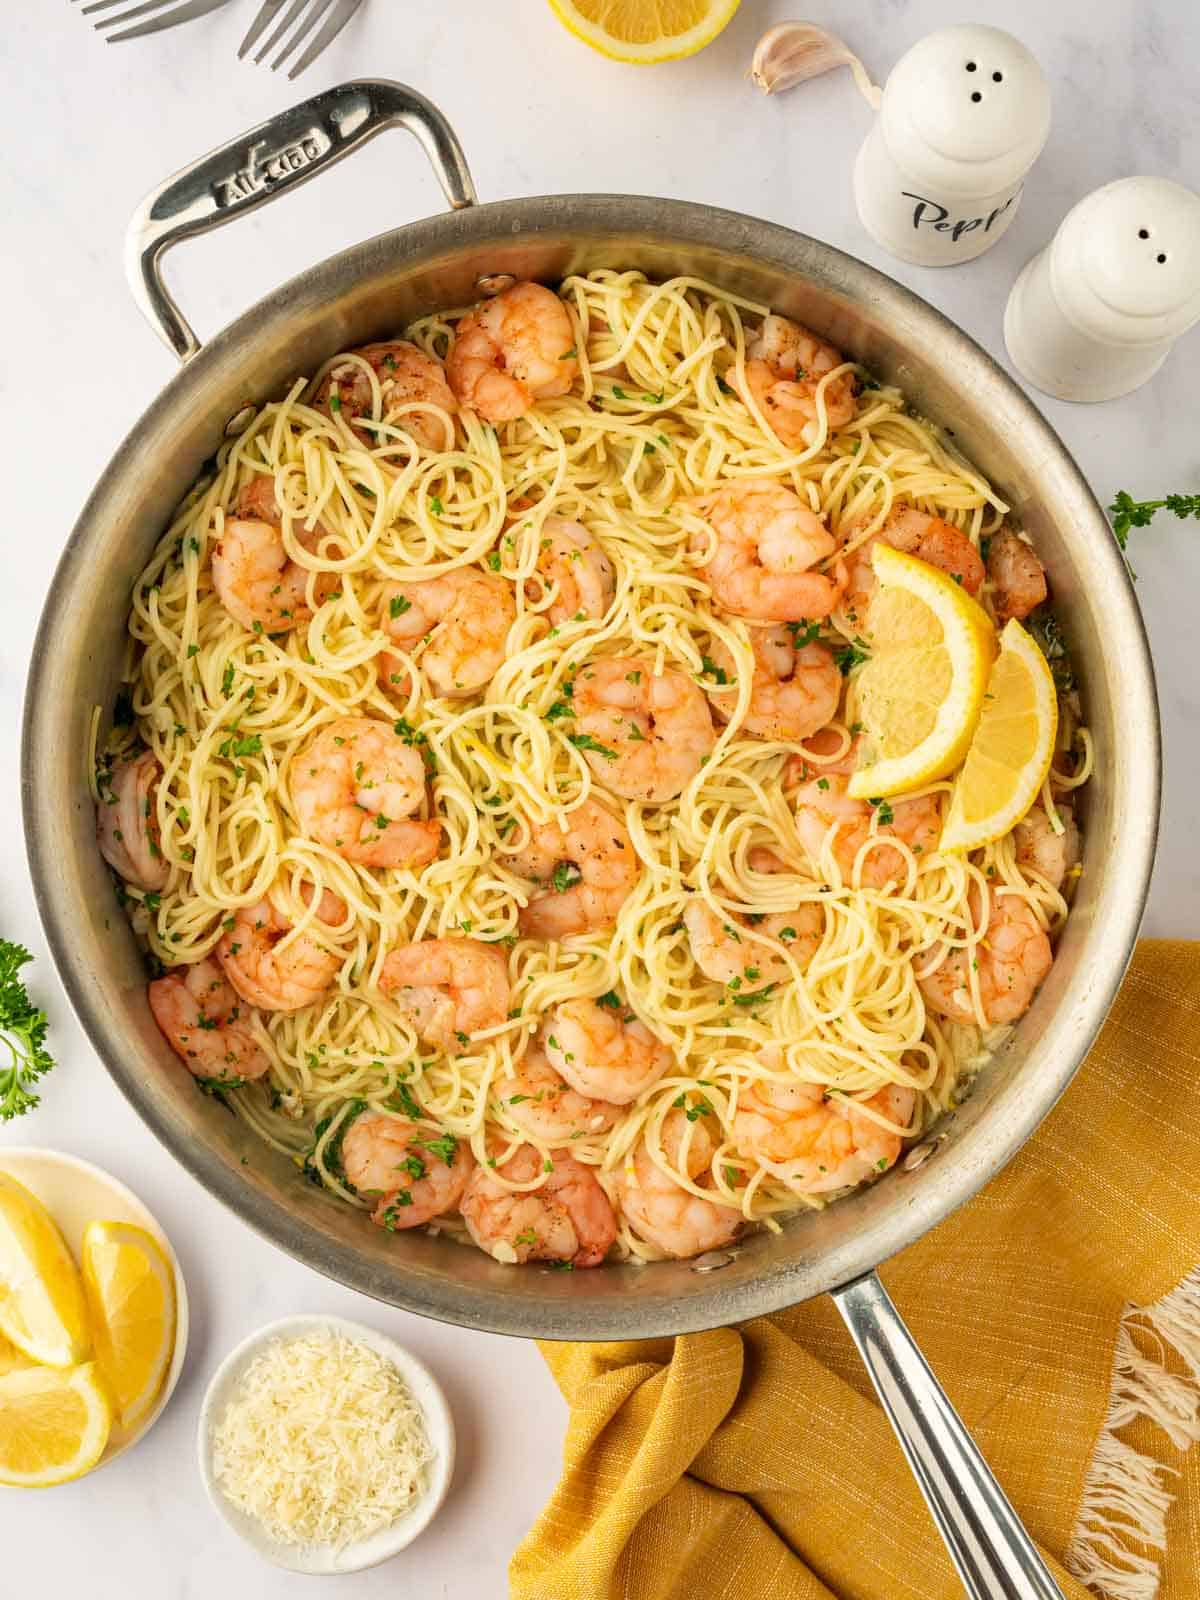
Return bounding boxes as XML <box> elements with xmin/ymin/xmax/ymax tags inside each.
<box><xmin>125</xmin><ymin>79</ymin><xmax>477</xmax><ymax>362</ymax></box>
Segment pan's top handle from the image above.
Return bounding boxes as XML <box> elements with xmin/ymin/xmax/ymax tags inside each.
<box><xmin>833</xmin><ymin>1271</ymin><xmax>1067</xmax><ymax>1600</ymax></box>
<box><xmin>125</xmin><ymin>79</ymin><xmax>477</xmax><ymax>363</ymax></box>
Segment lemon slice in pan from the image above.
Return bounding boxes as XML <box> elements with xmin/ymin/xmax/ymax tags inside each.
<box><xmin>940</xmin><ymin>619</ymin><xmax>1059</xmax><ymax>852</ymax></box>
<box><xmin>847</xmin><ymin>542</ymin><xmax>996</xmax><ymax>800</ymax></box>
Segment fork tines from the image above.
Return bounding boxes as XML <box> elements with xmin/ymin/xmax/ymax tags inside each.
<box><xmin>75</xmin><ymin>0</ymin><xmax>233</xmax><ymax>42</ymax></box>
<box><xmin>238</xmin><ymin>0</ymin><xmax>364</xmax><ymax>78</ymax></box>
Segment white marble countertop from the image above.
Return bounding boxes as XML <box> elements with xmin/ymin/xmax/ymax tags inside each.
<box><xmin>1</xmin><ymin>2</ymin><xmax>1197</xmax><ymax>1595</ymax></box>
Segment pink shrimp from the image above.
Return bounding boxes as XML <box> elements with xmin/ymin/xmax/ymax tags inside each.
<box><xmin>461</xmin><ymin>1144</ymin><xmax>616</xmax><ymax>1267</ymax></box>
<box><xmin>793</xmin><ymin>772</ymin><xmax>942</xmax><ymax>889</ymax></box>
<box><xmin>739</xmin><ymin>314</ymin><xmax>857</xmax><ymax>448</ymax></box>
<box><xmin>314</xmin><ymin>340</ymin><xmax>457</xmax><ymax>454</ymax></box>
<box><xmin>148</xmin><ymin>957</ymin><xmax>270</xmax><ymax>1082</ymax></box>
<box><xmin>447</xmin><ymin>282</ymin><xmax>578</xmax><ymax>422</ymax></box>
<box><xmin>691</xmin><ymin>479</ymin><xmax>847</xmax><ymax>621</ymax></box>
<box><xmin>341</xmin><ymin>1112</ymin><xmax>473</xmax><ymax>1229</ymax></box>
<box><xmin>96</xmin><ymin>749</ymin><xmax>168</xmax><ymax>893</ymax></box>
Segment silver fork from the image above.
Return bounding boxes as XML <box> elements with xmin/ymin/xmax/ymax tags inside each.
<box><xmin>238</xmin><ymin>0</ymin><xmax>365</xmax><ymax>79</ymax></box>
<box><xmin>73</xmin><ymin>0</ymin><xmax>233</xmax><ymax>42</ymax></box>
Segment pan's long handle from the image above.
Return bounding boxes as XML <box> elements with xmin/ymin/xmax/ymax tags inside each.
<box><xmin>125</xmin><ymin>79</ymin><xmax>476</xmax><ymax>362</ymax></box>
<box><xmin>832</xmin><ymin>1271</ymin><xmax>1065</xmax><ymax>1600</ymax></box>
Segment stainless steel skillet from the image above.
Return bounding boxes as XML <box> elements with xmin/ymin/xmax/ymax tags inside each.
<box><xmin>22</xmin><ymin>81</ymin><xmax>1159</xmax><ymax>1599</ymax></box>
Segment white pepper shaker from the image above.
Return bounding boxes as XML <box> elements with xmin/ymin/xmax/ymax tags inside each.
<box><xmin>1004</xmin><ymin>176</ymin><xmax>1200</xmax><ymax>402</ymax></box>
<box><xmin>854</xmin><ymin>25</ymin><xmax>1051</xmax><ymax>267</ymax></box>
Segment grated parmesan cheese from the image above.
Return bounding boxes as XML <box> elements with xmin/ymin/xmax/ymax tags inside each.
<box><xmin>211</xmin><ymin>1329</ymin><xmax>433</xmax><ymax>1550</ymax></box>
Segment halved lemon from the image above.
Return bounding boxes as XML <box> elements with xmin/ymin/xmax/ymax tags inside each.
<box><xmin>0</xmin><ymin>1362</ymin><xmax>112</xmax><ymax>1486</ymax></box>
<box><xmin>940</xmin><ymin>619</ymin><xmax>1058</xmax><ymax>852</ymax></box>
<box><xmin>81</xmin><ymin>1221</ymin><xmax>175</xmax><ymax>1432</ymax></box>
<box><xmin>0</xmin><ymin>1173</ymin><xmax>91</xmax><ymax>1368</ymax></box>
<box><xmin>848</xmin><ymin>542</ymin><xmax>996</xmax><ymax>800</ymax></box>
<box><xmin>546</xmin><ymin>0</ymin><xmax>741</xmax><ymax>63</ymax></box>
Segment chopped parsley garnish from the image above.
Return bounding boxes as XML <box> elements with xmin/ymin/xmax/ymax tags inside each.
<box><xmin>671</xmin><ymin>1091</ymin><xmax>713</xmax><ymax>1123</ymax></box>
<box><xmin>393</xmin><ymin>716</ymin><xmax>427</xmax><ymax>746</ymax></box>
<box><xmin>389</xmin><ymin>1080</ymin><xmax>423</xmax><ymax>1120</ymax></box>
<box><xmin>567</xmin><ymin>733</ymin><xmax>618</xmax><ymax>761</ymax></box>
<box><xmin>486</xmin><ymin>551</ymin><xmax>501</xmax><ymax>571</ymax></box>
<box><xmin>221</xmin><ymin>662</ymin><xmax>235</xmax><ymax>696</ymax></box>
<box><xmin>834</xmin><ymin>639</ymin><xmax>870</xmax><ymax>675</ymax></box>
<box><xmin>1025</xmin><ymin>609</ymin><xmax>1075</xmax><ymax>693</ymax></box>
<box><xmin>731</xmin><ymin>983</ymin><xmax>777</xmax><ymax>1007</ymax></box>
<box><xmin>430</xmin><ymin>496</ymin><xmax>444</xmax><ymax>516</ymax></box>
<box><xmin>302</xmin><ymin>1098</ymin><xmax>367</xmax><ymax>1188</ymax></box>
<box><xmin>389</xmin><ymin>594</ymin><xmax>412</xmax><ymax>618</ymax></box>
<box><xmin>871</xmin><ymin>798</ymin><xmax>895</xmax><ymax>826</ymax></box>
<box><xmin>417</xmin><ymin>1132</ymin><xmax>458</xmax><ymax>1166</ymax></box>
<box><xmin>552</xmin><ymin>861</ymin><xmax>583</xmax><ymax>893</ymax></box>
<box><xmin>219</xmin><ymin>733</ymin><xmax>262</xmax><ymax>759</ymax></box>
<box><xmin>381</xmin><ymin>1194</ymin><xmax>414</xmax><ymax>1229</ymax></box>
<box><xmin>700</xmin><ymin>655</ymin><xmax>729</xmax><ymax>685</ymax></box>
<box><xmin>787</xmin><ymin>620</ymin><xmax>822</xmax><ymax>647</ymax></box>
<box><xmin>596</xmin><ymin>991</ymin><xmax>622</xmax><ymax>1010</ymax></box>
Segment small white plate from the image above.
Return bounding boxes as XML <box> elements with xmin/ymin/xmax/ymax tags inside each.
<box><xmin>0</xmin><ymin>1147</ymin><xmax>188</xmax><ymax>1468</ymax></box>
<box><xmin>198</xmin><ymin>1313</ymin><xmax>455</xmax><ymax>1575</ymax></box>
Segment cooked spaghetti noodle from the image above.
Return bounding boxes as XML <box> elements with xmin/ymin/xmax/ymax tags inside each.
<box><xmin>96</xmin><ymin>270</ymin><xmax>1087</xmax><ymax>1264</ymax></box>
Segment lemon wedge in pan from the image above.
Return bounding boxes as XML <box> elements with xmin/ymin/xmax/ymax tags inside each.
<box><xmin>940</xmin><ymin>618</ymin><xmax>1059</xmax><ymax>852</ymax></box>
<box><xmin>848</xmin><ymin>542</ymin><xmax>996</xmax><ymax>800</ymax></box>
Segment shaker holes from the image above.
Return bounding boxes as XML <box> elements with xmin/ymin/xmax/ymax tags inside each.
<box><xmin>1138</xmin><ymin>228</ymin><xmax>1150</xmax><ymax>239</ymax></box>
<box><xmin>965</xmin><ymin>60</ymin><xmax>977</xmax><ymax>71</ymax></box>
<box><xmin>993</xmin><ymin>70</ymin><xmax>1003</xmax><ymax>82</ymax></box>
<box><xmin>1157</xmin><ymin>253</ymin><xmax>1168</xmax><ymax>264</ymax></box>
<box><xmin>971</xmin><ymin>92</ymin><xmax>983</xmax><ymax>102</ymax></box>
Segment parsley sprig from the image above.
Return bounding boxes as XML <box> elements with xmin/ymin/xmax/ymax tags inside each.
<box><xmin>0</xmin><ymin>942</ymin><xmax>55</xmax><ymax>1120</ymax></box>
<box><xmin>1108</xmin><ymin>490</ymin><xmax>1200</xmax><ymax>551</ymax></box>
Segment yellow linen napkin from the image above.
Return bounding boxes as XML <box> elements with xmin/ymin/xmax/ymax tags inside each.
<box><xmin>511</xmin><ymin>941</ymin><xmax>1200</xmax><ymax>1600</ymax></box>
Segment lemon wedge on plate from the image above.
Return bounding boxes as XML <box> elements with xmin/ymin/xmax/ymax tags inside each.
<box><xmin>940</xmin><ymin>619</ymin><xmax>1058</xmax><ymax>852</ymax></box>
<box><xmin>848</xmin><ymin>542</ymin><xmax>996</xmax><ymax>800</ymax></box>
<box><xmin>546</xmin><ymin>0</ymin><xmax>741</xmax><ymax>63</ymax></box>
<box><xmin>0</xmin><ymin>1173</ymin><xmax>91</xmax><ymax>1368</ymax></box>
<box><xmin>0</xmin><ymin>1331</ymin><xmax>33</xmax><ymax>1376</ymax></box>
<box><xmin>81</xmin><ymin>1221</ymin><xmax>176</xmax><ymax>1432</ymax></box>
<box><xmin>0</xmin><ymin>1362</ymin><xmax>112</xmax><ymax>1487</ymax></box>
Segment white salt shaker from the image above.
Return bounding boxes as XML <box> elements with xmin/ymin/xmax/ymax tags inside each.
<box><xmin>1004</xmin><ymin>176</ymin><xmax>1200</xmax><ymax>401</ymax></box>
<box><xmin>854</xmin><ymin>25</ymin><xmax>1051</xmax><ymax>267</ymax></box>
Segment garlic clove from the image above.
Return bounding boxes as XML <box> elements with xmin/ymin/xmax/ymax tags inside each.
<box><xmin>750</xmin><ymin>21</ymin><xmax>882</xmax><ymax>110</ymax></box>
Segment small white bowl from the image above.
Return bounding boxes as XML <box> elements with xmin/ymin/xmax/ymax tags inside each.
<box><xmin>198</xmin><ymin>1313</ymin><xmax>455</xmax><ymax>1575</ymax></box>
<box><xmin>0</xmin><ymin>1147</ymin><xmax>188</xmax><ymax>1468</ymax></box>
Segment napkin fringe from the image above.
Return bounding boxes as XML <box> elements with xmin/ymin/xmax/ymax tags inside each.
<box><xmin>1066</xmin><ymin>1265</ymin><xmax>1200</xmax><ymax>1600</ymax></box>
